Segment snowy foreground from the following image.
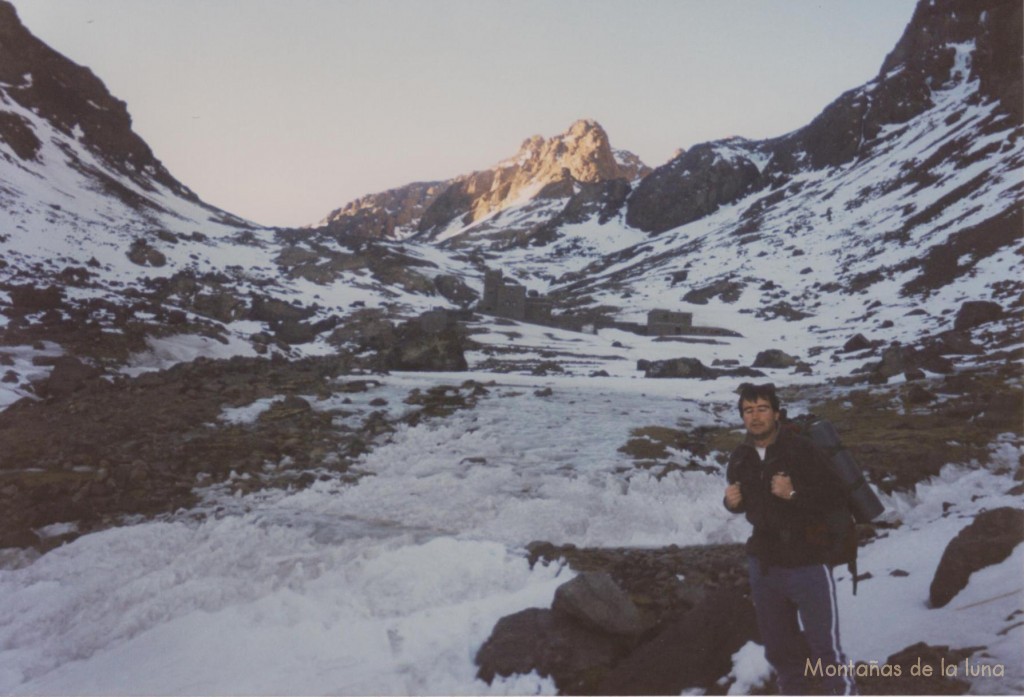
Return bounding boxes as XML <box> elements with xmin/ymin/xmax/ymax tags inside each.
<box><xmin>0</xmin><ymin>365</ymin><xmax>1021</xmax><ymax>696</ymax></box>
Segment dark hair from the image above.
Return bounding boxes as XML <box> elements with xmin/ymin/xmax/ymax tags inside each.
<box><xmin>737</xmin><ymin>382</ymin><xmax>779</xmax><ymax>416</ymax></box>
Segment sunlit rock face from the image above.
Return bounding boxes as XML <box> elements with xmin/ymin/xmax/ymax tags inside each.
<box><xmin>314</xmin><ymin>119</ymin><xmax>650</xmax><ymax>241</ymax></box>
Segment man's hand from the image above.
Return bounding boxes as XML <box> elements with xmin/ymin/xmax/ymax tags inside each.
<box><xmin>771</xmin><ymin>473</ymin><xmax>795</xmax><ymax>500</ymax></box>
<box><xmin>724</xmin><ymin>483</ymin><xmax>743</xmax><ymax>510</ymax></box>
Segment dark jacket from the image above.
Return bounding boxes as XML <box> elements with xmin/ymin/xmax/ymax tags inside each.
<box><xmin>725</xmin><ymin>426</ymin><xmax>847</xmax><ymax>568</ymax></box>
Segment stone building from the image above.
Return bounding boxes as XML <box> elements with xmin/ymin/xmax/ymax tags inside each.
<box><xmin>646</xmin><ymin>309</ymin><xmax>694</xmax><ymax>335</ymax></box>
<box><xmin>478</xmin><ymin>269</ymin><xmax>552</xmax><ymax>324</ymax></box>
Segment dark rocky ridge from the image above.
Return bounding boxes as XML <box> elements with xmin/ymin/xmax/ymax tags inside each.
<box><xmin>317</xmin><ymin>181</ymin><xmax>446</xmax><ymax>239</ymax></box>
<box><xmin>0</xmin><ymin>1</ymin><xmax>190</xmax><ymax>203</ymax></box>
<box><xmin>625</xmin><ymin>0</ymin><xmax>1023</xmax><ymax>235</ymax></box>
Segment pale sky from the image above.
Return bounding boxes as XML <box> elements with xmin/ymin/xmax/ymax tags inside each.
<box><xmin>11</xmin><ymin>0</ymin><xmax>918</xmax><ymax>228</ymax></box>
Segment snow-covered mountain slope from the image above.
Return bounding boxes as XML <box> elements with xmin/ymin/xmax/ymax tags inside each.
<box><xmin>298</xmin><ymin>0</ymin><xmax>1022</xmax><ymax>389</ymax></box>
<box><xmin>0</xmin><ymin>0</ymin><xmax>479</xmax><ymax>399</ymax></box>
<box><xmin>3</xmin><ymin>0</ymin><xmax>1020</xmax><ymax>395</ymax></box>
<box><xmin>544</xmin><ymin>44</ymin><xmax>1022</xmax><ymax>364</ymax></box>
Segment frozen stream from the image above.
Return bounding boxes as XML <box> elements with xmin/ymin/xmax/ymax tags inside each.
<box><xmin>0</xmin><ymin>372</ymin><xmax>1020</xmax><ymax>695</ymax></box>
<box><xmin>0</xmin><ymin>373</ymin><xmax>749</xmax><ymax>695</ymax></box>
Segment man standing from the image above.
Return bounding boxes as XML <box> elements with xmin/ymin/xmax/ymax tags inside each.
<box><xmin>724</xmin><ymin>383</ymin><xmax>856</xmax><ymax>695</ymax></box>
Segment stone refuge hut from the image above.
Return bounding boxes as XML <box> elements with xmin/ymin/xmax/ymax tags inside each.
<box><xmin>475</xmin><ymin>269</ymin><xmax>737</xmax><ymax>338</ymax></box>
<box><xmin>477</xmin><ymin>269</ymin><xmax>553</xmax><ymax>325</ymax></box>
<box><xmin>601</xmin><ymin>310</ymin><xmax>740</xmax><ymax>338</ymax></box>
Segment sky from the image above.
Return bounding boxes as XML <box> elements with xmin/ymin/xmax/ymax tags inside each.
<box><xmin>10</xmin><ymin>0</ymin><xmax>919</xmax><ymax>228</ymax></box>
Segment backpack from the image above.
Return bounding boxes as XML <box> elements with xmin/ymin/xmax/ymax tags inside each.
<box><xmin>782</xmin><ymin>412</ymin><xmax>885</xmax><ymax>594</ymax></box>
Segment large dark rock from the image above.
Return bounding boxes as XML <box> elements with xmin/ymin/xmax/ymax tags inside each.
<box><xmin>644</xmin><ymin>357</ymin><xmax>765</xmax><ymax>381</ymax></box>
<box><xmin>433</xmin><ymin>274</ymin><xmax>479</xmax><ymax>307</ymax></box>
<box><xmin>843</xmin><ymin>334</ymin><xmax>873</xmax><ymax>353</ymax></box>
<box><xmin>626</xmin><ymin>141</ymin><xmax>763</xmax><ymax>234</ymax></box>
<box><xmin>272</xmin><ymin>320</ymin><xmax>319</xmax><ymax>345</ymax></box>
<box><xmin>248</xmin><ymin>294</ymin><xmax>316</xmax><ymax>323</ymax></box>
<box><xmin>559</xmin><ymin>178</ymin><xmax>633</xmax><ymax>225</ymax></box>
<box><xmin>856</xmin><ymin>642</ymin><xmax>972</xmax><ymax>695</ymax></box>
<box><xmin>475</xmin><ymin>607</ymin><xmax>624</xmax><ymax>694</ymax></box>
<box><xmin>929</xmin><ymin>507</ymin><xmax>1024</xmax><ymax>608</ymax></box>
<box><xmin>644</xmin><ymin>357</ymin><xmax>716</xmax><ymax>379</ymax></box>
<box><xmin>598</xmin><ymin>588</ymin><xmax>758</xmax><ymax>695</ymax></box>
<box><xmin>953</xmin><ymin>301</ymin><xmax>1004</xmax><ymax>331</ymax></box>
<box><xmin>126</xmin><ymin>240</ymin><xmax>167</xmax><ymax>268</ymax></box>
<box><xmin>752</xmin><ymin>349</ymin><xmax>799</xmax><ymax>369</ymax></box>
<box><xmin>34</xmin><ymin>356</ymin><xmax>101</xmax><ymax>398</ymax></box>
<box><xmin>552</xmin><ymin>572</ymin><xmax>648</xmax><ymax>636</ymax></box>
<box><xmin>7</xmin><ymin>284</ymin><xmax>64</xmax><ymax>312</ymax></box>
<box><xmin>682</xmin><ymin>278</ymin><xmax>745</xmax><ymax>305</ymax></box>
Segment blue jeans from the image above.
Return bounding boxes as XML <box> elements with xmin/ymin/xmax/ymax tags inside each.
<box><xmin>748</xmin><ymin>558</ymin><xmax>857</xmax><ymax>695</ymax></box>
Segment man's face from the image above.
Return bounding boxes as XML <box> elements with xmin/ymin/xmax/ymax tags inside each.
<box><xmin>741</xmin><ymin>397</ymin><xmax>779</xmax><ymax>441</ymax></box>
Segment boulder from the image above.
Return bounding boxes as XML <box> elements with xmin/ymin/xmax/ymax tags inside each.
<box><xmin>552</xmin><ymin>572</ymin><xmax>648</xmax><ymax>636</ymax></box>
<box><xmin>433</xmin><ymin>274</ymin><xmax>478</xmax><ymax>307</ymax></box>
<box><xmin>598</xmin><ymin>588</ymin><xmax>758</xmax><ymax>695</ymax></box>
<box><xmin>931</xmin><ymin>330</ymin><xmax>983</xmax><ymax>355</ymax></box>
<box><xmin>843</xmin><ymin>333</ymin><xmax>873</xmax><ymax>352</ymax></box>
<box><xmin>929</xmin><ymin>507</ymin><xmax>1024</xmax><ymax>608</ymax></box>
<box><xmin>248</xmin><ymin>294</ymin><xmax>316</xmax><ymax>323</ymax></box>
<box><xmin>8</xmin><ymin>284</ymin><xmax>64</xmax><ymax>312</ymax></box>
<box><xmin>953</xmin><ymin>300</ymin><xmax>1003</xmax><ymax>331</ymax></box>
<box><xmin>126</xmin><ymin>240</ymin><xmax>166</xmax><ymax>267</ymax></box>
<box><xmin>855</xmin><ymin>642</ymin><xmax>971</xmax><ymax>695</ymax></box>
<box><xmin>475</xmin><ymin>608</ymin><xmax>623</xmax><ymax>694</ymax></box>
<box><xmin>752</xmin><ymin>349</ymin><xmax>799</xmax><ymax>369</ymax></box>
<box><xmin>682</xmin><ymin>279</ymin><xmax>745</xmax><ymax>305</ymax></box>
<box><xmin>35</xmin><ymin>356</ymin><xmax>101</xmax><ymax>398</ymax></box>
<box><xmin>904</xmin><ymin>384</ymin><xmax>936</xmax><ymax>405</ymax></box>
<box><xmin>645</xmin><ymin>357</ymin><xmax>716</xmax><ymax>379</ymax></box>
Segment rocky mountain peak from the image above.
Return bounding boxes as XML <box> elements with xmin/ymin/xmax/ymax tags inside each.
<box><xmin>416</xmin><ymin>118</ymin><xmax>651</xmax><ymax>238</ymax></box>
<box><xmin>317</xmin><ymin>119</ymin><xmax>649</xmax><ymax>240</ymax></box>
<box><xmin>508</xmin><ymin>118</ymin><xmax>645</xmax><ymax>184</ymax></box>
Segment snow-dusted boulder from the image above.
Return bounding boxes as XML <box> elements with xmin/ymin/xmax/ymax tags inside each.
<box><xmin>929</xmin><ymin>507</ymin><xmax>1024</xmax><ymax>608</ymax></box>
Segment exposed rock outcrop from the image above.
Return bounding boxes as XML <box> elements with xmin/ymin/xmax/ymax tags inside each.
<box><xmin>477</xmin><ymin>543</ymin><xmax>756</xmax><ymax>695</ymax></box>
<box><xmin>929</xmin><ymin>507</ymin><xmax>1024</xmax><ymax>608</ymax></box>
<box><xmin>626</xmin><ymin>140</ymin><xmax>764</xmax><ymax>234</ymax></box>
<box><xmin>317</xmin><ymin>181</ymin><xmax>446</xmax><ymax>240</ymax></box>
<box><xmin>644</xmin><ymin>356</ymin><xmax>765</xmax><ymax>380</ymax></box>
<box><xmin>953</xmin><ymin>300</ymin><xmax>1004</xmax><ymax>331</ymax></box>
